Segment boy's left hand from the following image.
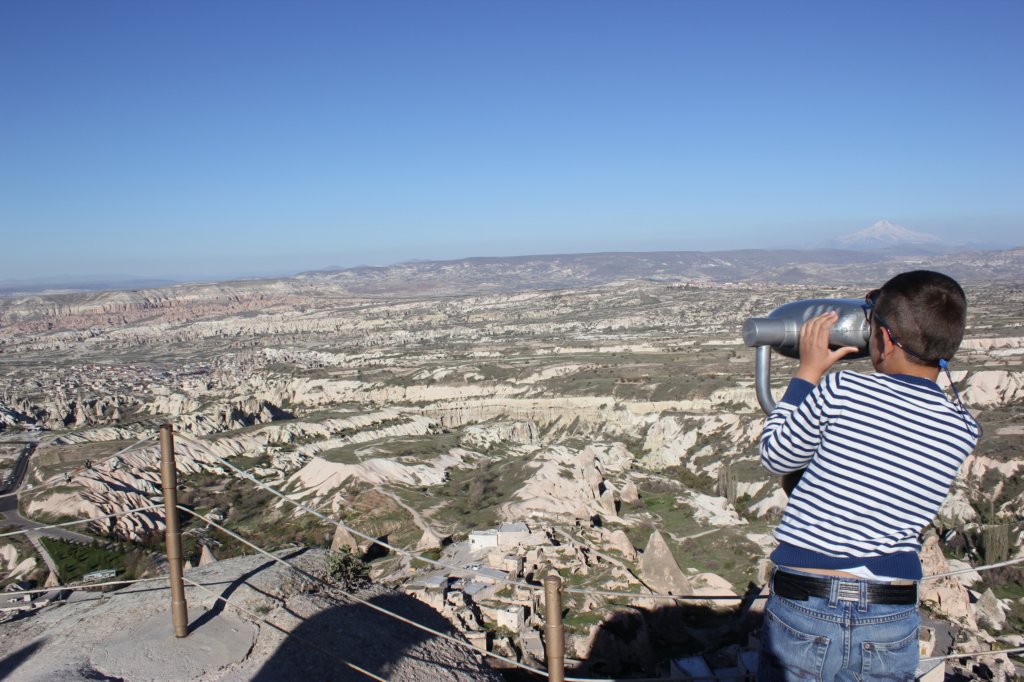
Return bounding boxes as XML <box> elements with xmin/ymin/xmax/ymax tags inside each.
<box><xmin>795</xmin><ymin>311</ymin><xmax>860</xmax><ymax>384</ymax></box>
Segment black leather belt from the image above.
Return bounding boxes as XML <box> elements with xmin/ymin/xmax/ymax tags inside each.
<box><xmin>772</xmin><ymin>569</ymin><xmax>917</xmax><ymax>605</ymax></box>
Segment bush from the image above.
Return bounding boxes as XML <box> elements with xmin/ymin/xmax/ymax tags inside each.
<box><xmin>327</xmin><ymin>547</ymin><xmax>369</xmax><ymax>589</ymax></box>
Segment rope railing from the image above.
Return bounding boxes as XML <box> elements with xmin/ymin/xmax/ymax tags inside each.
<box><xmin>924</xmin><ymin>554</ymin><xmax>1024</xmax><ymax>581</ymax></box>
<box><xmin>922</xmin><ymin>646</ymin><xmax>1024</xmax><ymax>664</ymax></box>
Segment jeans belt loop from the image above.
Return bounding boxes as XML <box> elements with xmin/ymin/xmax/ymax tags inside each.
<box><xmin>836</xmin><ymin>579</ymin><xmax>860</xmax><ymax>603</ymax></box>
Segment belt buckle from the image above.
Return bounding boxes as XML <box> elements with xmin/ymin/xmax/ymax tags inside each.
<box><xmin>836</xmin><ymin>580</ymin><xmax>861</xmax><ymax>602</ymax></box>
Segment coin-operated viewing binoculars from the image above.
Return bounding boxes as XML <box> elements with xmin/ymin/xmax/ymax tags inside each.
<box><xmin>742</xmin><ymin>299</ymin><xmax>871</xmax><ymax>414</ymax></box>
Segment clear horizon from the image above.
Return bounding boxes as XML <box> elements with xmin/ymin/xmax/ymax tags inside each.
<box><xmin>2</xmin><ymin>2</ymin><xmax>1022</xmax><ymax>281</ymax></box>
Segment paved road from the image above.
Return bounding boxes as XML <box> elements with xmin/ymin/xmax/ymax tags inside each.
<box><xmin>0</xmin><ymin>441</ymin><xmax>95</xmax><ymax>544</ymax></box>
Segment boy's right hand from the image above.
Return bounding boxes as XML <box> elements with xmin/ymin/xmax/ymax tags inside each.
<box><xmin>795</xmin><ymin>311</ymin><xmax>860</xmax><ymax>384</ymax></box>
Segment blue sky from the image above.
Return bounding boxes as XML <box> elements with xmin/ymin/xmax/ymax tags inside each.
<box><xmin>1</xmin><ymin>1</ymin><xmax>1021</xmax><ymax>282</ymax></box>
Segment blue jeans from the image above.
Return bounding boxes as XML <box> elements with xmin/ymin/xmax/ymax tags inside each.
<box><xmin>758</xmin><ymin>571</ymin><xmax>920</xmax><ymax>681</ymax></box>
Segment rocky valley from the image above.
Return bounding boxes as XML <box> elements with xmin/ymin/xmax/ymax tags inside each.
<box><xmin>1</xmin><ymin>249</ymin><xmax>1022</xmax><ymax>679</ymax></box>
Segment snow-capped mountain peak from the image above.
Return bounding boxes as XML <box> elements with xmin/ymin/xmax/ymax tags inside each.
<box><xmin>836</xmin><ymin>220</ymin><xmax>944</xmax><ymax>249</ymax></box>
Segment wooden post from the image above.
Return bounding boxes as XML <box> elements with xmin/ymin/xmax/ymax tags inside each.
<box><xmin>160</xmin><ymin>424</ymin><xmax>189</xmax><ymax>637</ymax></box>
<box><xmin>544</xmin><ymin>572</ymin><xmax>565</xmax><ymax>682</ymax></box>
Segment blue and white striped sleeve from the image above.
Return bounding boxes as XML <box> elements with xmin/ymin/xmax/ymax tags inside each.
<box><xmin>759</xmin><ymin>376</ymin><xmax>824</xmax><ymax>474</ymax></box>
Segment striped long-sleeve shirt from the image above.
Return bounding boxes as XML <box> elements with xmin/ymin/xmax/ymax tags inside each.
<box><xmin>760</xmin><ymin>370</ymin><xmax>979</xmax><ymax>580</ymax></box>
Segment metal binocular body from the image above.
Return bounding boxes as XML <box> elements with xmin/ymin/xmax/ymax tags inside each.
<box><xmin>743</xmin><ymin>298</ymin><xmax>870</xmax><ymax>414</ymax></box>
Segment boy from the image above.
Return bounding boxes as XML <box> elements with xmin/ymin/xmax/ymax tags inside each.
<box><xmin>758</xmin><ymin>270</ymin><xmax>980</xmax><ymax>681</ymax></box>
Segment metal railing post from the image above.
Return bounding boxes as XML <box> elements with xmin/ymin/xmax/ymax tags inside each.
<box><xmin>160</xmin><ymin>423</ymin><xmax>189</xmax><ymax>637</ymax></box>
<box><xmin>544</xmin><ymin>572</ymin><xmax>565</xmax><ymax>682</ymax></box>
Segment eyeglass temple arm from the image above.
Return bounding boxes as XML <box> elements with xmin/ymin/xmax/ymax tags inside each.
<box><xmin>754</xmin><ymin>344</ymin><xmax>777</xmax><ymax>414</ymax></box>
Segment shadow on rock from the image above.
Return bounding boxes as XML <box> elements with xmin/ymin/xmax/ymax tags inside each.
<box><xmin>0</xmin><ymin>640</ymin><xmax>45</xmax><ymax>679</ymax></box>
<box><xmin>190</xmin><ymin>547</ymin><xmax>307</xmax><ymax>634</ymax></box>
<box><xmin>252</xmin><ymin>591</ymin><xmax>499</xmax><ymax>681</ymax></box>
<box><xmin>571</xmin><ymin>583</ymin><xmax>765</xmax><ymax>678</ymax></box>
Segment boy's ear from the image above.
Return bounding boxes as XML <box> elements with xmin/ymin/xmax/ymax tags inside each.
<box><xmin>879</xmin><ymin>327</ymin><xmax>898</xmax><ymax>359</ymax></box>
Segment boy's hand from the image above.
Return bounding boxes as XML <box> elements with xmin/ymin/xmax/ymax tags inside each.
<box><xmin>795</xmin><ymin>311</ymin><xmax>860</xmax><ymax>384</ymax></box>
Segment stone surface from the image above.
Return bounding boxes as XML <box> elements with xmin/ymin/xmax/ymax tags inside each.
<box><xmin>606</xmin><ymin>529</ymin><xmax>637</xmax><ymax>562</ymax></box>
<box><xmin>0</xmin><ymin>550</ymin><xmax>503</xmax><ymax>681</ymax></box>
<box><xmin>975</xmin><ymin>588</ymin><xmax>1008</xmax><ymax>631</ymax></box>
<box><xmin>638</xmin><ymin>529</ymin><xmax>693</xmax><ymax>596</ymax></box>
<box><xmin>918</xmin><ymin>533</ymin><xmax>975</xmax><ymax>626</ymax></box>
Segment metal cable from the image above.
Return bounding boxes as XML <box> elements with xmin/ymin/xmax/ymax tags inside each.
<box><xmin>923</xmin><ymin>554</ymin><xmax>1024</xmax><ymax>581</ymax></box>
<box><xmin>2</xmin><ymin>576</ymin><xmax>168</xmax><ymax>598</ymax></box>
<box><xmin>181</xmin><ymin>576</ymin><xmax>387</xmax><ymax>682</ymax></box>
<box><xmin>0</xmin><ymin>503</ymin><xmax>165</xmax><ymax>538</ymax></box>
<box><xmin>0</xmin><ymin>432</ymin><xmax>157</xmax><ymax>501</ymax></box>
<box><xmin>922</xmin><ymin>646</ymin><xmax>1024</xmax><ymax>663</ymax></box>
<box><xmin>180</xmin><ymin>505</ymin><xmax>551</xmax><ymax>678</ymax></box>
<box><xmin>566</xmin><ymin>674</ymin><xmax>748</xmax><ymax>682</ymax></box>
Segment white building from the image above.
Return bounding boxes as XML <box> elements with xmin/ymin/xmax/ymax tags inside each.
<box><xmin>469</xmin><ymin>529</ymin><xmax>498</xmax><ymax>552</ymax></box>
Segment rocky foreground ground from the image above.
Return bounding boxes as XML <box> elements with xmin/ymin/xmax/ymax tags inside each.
<box><xmin>0</xmin><ymin>549</ymin><xmax>502</xmax><ymax>681</ymax></box>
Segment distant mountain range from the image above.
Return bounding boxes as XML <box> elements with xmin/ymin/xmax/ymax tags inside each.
<box><xmin>294</xmin><ymin>246</ymin><xmax>1024</xmax><ymax>296</ymax></box>
<box><xmin>1</xmin><ymin>221</ymin><xmax>1020</xmax><ymax>298</ymax></box>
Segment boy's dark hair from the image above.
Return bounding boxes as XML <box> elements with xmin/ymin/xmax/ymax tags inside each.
<box><xmin>876</xmin><ymin>270</ymin><xmax>967</xmax><ymax>366</ymax></box>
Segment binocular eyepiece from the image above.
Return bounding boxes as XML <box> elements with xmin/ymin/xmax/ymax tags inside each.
<box><xmin>743</xmin><ymin>298</ymin><xmax>871</xmax><ymax>414</ymax></box>
<box><xmin>742</xmin><ymin>298</ymin><xmax>871</xmax><ymax>359</ymax></box>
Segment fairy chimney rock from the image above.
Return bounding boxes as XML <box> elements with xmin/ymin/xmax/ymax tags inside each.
<box><xmin>607</xmin><ymin>529</ymin><xmax>637</xmax><ymax>562</ymax></box>
<box><xmin>620</xmin><ymin>480</ymin><xmax>640</xmax><ymax>505</ymax></box>
<box><xmin>975</xmin><ymin>588</ymin><xmax>1007</xmax><ymax>631</ymax></box>
<box><xmin>598</xmin><ymin>488</ymin><xmax>618</xmax><ymax>517</ymax></box>
<box><xmin>330</xmin><ymin>524</ymin><xmax>360</xmax><ymax>554</ymax></box>
<box><xmin>199</xmin><ymin>544</ymin><xmax>218</xmax><ymax>566</ymax></box>
<box><xmin>639</xmin><ymin>529</ymin><xmax>692</xmax><ymax>595</ymax></box>
<box><xmin>583</xmin><ymin>465</ymin><xmax>603</xmax><ymax>499</ymax></box>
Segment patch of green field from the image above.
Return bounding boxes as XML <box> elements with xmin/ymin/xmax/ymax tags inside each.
<box><xmin>431</xmin><ymin>453</ymin><xmax>536</xmax><ymax>531</ymax></box>
<box><xmin>672</xmin><ymin>526</ymin><xmax>766</xmax><ymax>590</ymax></box>
<box><xmin>39</xmin><ymin>538</ymin><xmax>129</xmax><ymax>583</ymax></box>
<box><xmin>341</xmin><ymin>490</ymin><xmax>421</xmax><ymax>552</ymax></box>
<box><xmin>33</xmin><ymin>440</ymin><xmax>134</xmax><ymax>480</ymax></box>
<box><xmin>563</xmin><ymin>607</ymin><xmax>607</xmax><ymax>634</ymax></box>
<box><xmin>320</xmin><ymin>432</ymin><xmax>461</xmax><ymax>465</ymax></box>
<box><xmin>228</xmin><ymin>453</ymin><xmax>271</xmax><ymax>471</ymax></box>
